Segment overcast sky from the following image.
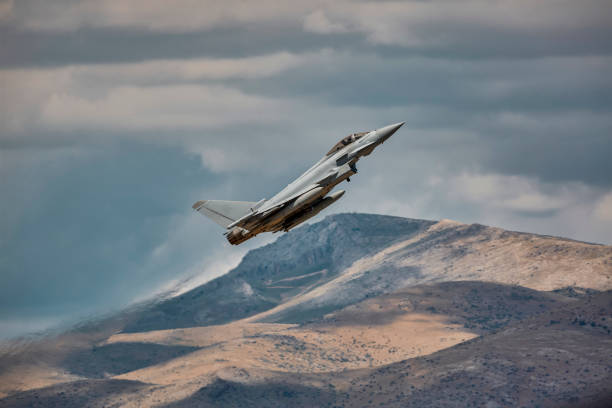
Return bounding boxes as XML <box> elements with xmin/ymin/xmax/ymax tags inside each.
<box><xmin>1</xmin><ymin>0</ymin><xmax>611</xmax><ymax>339</ymax></box>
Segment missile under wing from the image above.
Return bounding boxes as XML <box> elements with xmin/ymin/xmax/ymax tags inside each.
<box><xmin>193</xmin><ymin>122</ymin><xmax>404</xmax><ymax>245</ymax></box>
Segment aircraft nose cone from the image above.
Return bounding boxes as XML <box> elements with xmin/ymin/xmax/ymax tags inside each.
<box><xmin>376</xmin><ymin>122</ymin><xmax>404</xmax><ymax>143</ymax></box>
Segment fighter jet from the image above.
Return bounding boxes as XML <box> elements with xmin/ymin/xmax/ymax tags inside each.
<box><xmin>192</xmin><ymin>122</ymin><xmax>404</xmax><ymax>245</ymax></box>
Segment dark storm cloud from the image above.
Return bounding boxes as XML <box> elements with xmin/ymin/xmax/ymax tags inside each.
<box><xmin>239</xmin><ymin>55</ymin><xmax>612</xmax><ymax>113</ymax></box>
<box><xmin>0</xmin><ymin>25</ymin><xmax>360</xmax><ymax>68</ymax></box>
<box><xmin>0</xmin><ymin>145</ymin><xmax>215</xmax><ymax>314</ymax></box>
<box><xmin>231</xmin><ymin>53</ymin><xmax>612</xmax><ymax>187</ymax></box>
<box><xmin>2</xmin><ymin>0</ymin><xmax>612</xmax><ymax>68</ymax></box>
<box><xmin>1</xmin><ymin>0</ymin><xmax>611</xmax><ymax>338</ymax></box>
<box><xmin>0</xmin><ymin>140</ymin><xmax>297</xmax><ymax>327</ymax></box>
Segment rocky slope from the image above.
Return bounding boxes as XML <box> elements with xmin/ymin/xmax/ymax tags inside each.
<box><xmin>126</xmin><ymin>214</ymin><xmax>611</xmax><ymax>332</ymax></box>
<box><xmin>335</xmin><ymin>290</ymin><xmax>612</xmax><ymax>408</ymax></box>
<box><xmin>246</xmin><ymin>218</ymin><xmax>611</xmax><ymax>325</ymax></box>
<box><xmin>1</xmin><ymin>213</ymin><xmax>611</xmax><ymax>407</ymax></box>
<box><xmin>124</xmin><ymin>214</ymin><xmax>435</xmax><ymax>332</ymax></box>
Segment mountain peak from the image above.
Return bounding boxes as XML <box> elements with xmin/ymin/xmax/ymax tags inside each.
<box><xmin>431</xmin><ymin>218</ymin><xmax>464</xmax><ymax>229</ymax></box>
<box><xmin>122</xmin><ymin>213</ymin><xmax>611</xmax><ymax>333</ymax></box>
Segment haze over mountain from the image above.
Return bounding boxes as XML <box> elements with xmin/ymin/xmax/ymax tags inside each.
<box><xmin>1</xmin><ymin>213</ymin><xmax>611</xmax><ymax>407</ymax></box>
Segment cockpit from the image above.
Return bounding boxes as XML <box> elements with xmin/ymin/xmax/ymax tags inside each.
<box><xmin>325</xmin><ymin>131</ymin><xmax>369</xmax><ymax>156</ymax></box>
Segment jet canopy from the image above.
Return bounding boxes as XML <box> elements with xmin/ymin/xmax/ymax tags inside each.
<box><xmin>326</xmin><ymin>131</ymin><xmax>369</xmax><ymax>156</ymax></box>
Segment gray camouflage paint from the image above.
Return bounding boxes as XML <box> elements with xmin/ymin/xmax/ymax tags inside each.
<box><xmin>194</xmin><ymin>122</ymin><xmax>404</xmax><ymax>244</ymax></box>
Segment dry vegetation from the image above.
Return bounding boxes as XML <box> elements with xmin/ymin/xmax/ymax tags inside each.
<box><xmin>1</xmin><ymin>216</ymin><xmax>611</xmax><ymax>407</ymax></box>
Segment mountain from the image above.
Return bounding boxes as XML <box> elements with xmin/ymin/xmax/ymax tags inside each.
<box><xmin>1</xmin><ymin>213</ymin><xmax>611</xmax><ymax>407</ymax></box>
<box><xmin>126</xmin><ymin>213</ymin><xmax>611</xmax><ymax>332</ymax></box>
<box><xmin>123</xmin><ymin>214</ymin><xmax>435</xmax><ymax>332</ymax></box>
<box><xmin>335</xmin><ymin>290</ymin><xmax>612</xmax><ymax>408</ymax></box>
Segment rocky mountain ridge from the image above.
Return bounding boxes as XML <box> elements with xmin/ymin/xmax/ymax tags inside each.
<box><xmin>124</xmin><ymin>214</ymin><xmax>435</xmax><ymax>332</ymax></box>
<box><xmin>127</xmin><ymin>213</ymin><xmax>612</xmax><ymax>332</ymax></box>
<box><xmin>1</xmin><ymin>213</ymin><xmax>611</xmax><ymax>407</ymax></box>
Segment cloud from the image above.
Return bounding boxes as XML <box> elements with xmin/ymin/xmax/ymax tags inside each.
<box><xmin>0</xmin><ymin>144</ymin><xmax>227</xmax><ymax>319</ymax></box>
<box><xmin>302</xmin><ymin>0</ymin><xmax>612</xmax><ymax>50</ymax></box>
<box><xmin>447</xmin><ymin>173</ymin><xmax>579</xmax><ymax>215</ymax></box>
<box><xmin>0</xmin><ymin>315</ymin><xmax>68</xmax><ymax>340</ymax></box>
<box><xmin>40</xmin><ymin>84</ymin><xmax>286</xmax><ymax>130</ymax></box>
<box><xmin>0</xmin><ymin>0</ymin><xmax>13</xmax><ymax>21</ymax></box>
<box><xmin>0</xmin><ymin>50</ymin><xmax>340</xmax><ymax>135</ymax></box>
<box><xmin>334</xmin><ymin>167</ymin><xmax>612</xmax><ymax>245</ymax></box>
<box><xmin>303</xmin><ymin>9</ymin><xmax>350</xmax><ymax>34</ymax></box>
<box><xmin>440</xmin><ymin>173</ymin><xmax>612</xmax><ymax>243</ymax></box>
<box><xmin>594</xmin><ymin>193</ymin><xmax>612</xmax><ymax>222</ymax></box>
<box><xmin>0</xmin><ymin>51</ymin><xmax>327</xmax><ymax>134</ymax></box>
<box><xmin>15</xmin><ymin>0</ymin><xmax>612</xmax><ymax>45</ymax></box>
<box><xmin>0</xmin><ymin>49</ymin><xmax>410</xmax><ymax>175</ymax></box>
<box><xmin>66</xmin><ymin>51</ymin><xmax>324</xmax><ymax>83</ymax></box>
<box><xmin>0</xmin><ymin>64</ymin><xmax>304</xmax><ymax>170</ymax></box>
<box><xmin>15</xmin><ymin>0</ymin><xmax>314</xmax><ymax>32</ymax></box>
<box><xmin>4</xmin><ymin>0</ymin><xmax>611</xmax><ymax>73</ymax></box>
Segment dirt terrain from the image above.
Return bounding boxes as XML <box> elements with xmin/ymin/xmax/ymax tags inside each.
<box><xmin>1</xmin><ymin>214</ymin><xmax>611</xmax><ymax>407</ymax></box>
